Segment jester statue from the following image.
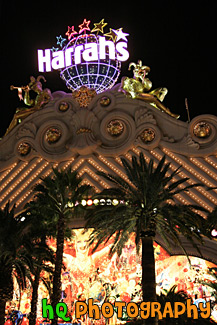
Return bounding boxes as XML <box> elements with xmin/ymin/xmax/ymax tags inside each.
<box><xmin>5</xmin><ymin>76</ymin><xmax>52</xmax><ymax>135</ymax></box>
<box><xmin>119</xmin><ymin>60</ymin><xmax>180</xmax><ymax>119</ymax></box>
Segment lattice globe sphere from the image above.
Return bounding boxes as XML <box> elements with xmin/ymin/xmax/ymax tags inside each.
<box><xmin>60</xmin><ymin>34</ymin><xmax>121</xmax><ymax>93</ymax></box>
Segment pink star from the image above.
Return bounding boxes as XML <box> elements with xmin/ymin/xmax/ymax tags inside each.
<box><xmin>78</xmin><ymin>19</ymin><xmax>91</xmax><ymax>34</ymax></box>
<box><xmin>65</xmin><ymin>26</ymin><xmax>77</xmax><ymax>40</ymax></box>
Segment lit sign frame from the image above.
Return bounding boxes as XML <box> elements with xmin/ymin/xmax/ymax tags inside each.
<box><xmin>37</xmin><ymin>19</ymin><xmax>130</xmax><ymax>93</ymax></box>
<box><xmin>38</xmin><ymin>36</ymin><xmax>129</xmax><ymax>72</ymax></box>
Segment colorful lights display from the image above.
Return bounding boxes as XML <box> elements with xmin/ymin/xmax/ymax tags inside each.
<box><xmin>37</xmin><ymin>19</ymin><xmax>129</xmax><ymax>93</ymax></box>
<box><xmin>6</xmin><ymin>230</ymin><xmax>217</xmax><ymax>323</ymax></box>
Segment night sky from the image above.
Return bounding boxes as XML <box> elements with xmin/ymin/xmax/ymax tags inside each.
<box><xmin>0</xmin><ymin>1</ymin><xmax>216</xmax><ymax>137</ymax></box>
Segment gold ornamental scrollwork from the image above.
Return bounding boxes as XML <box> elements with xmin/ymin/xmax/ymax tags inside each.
<box><xmin>72</xmin><ymin>86</ymin><xmax>97</xmax><ymax>108</ymax></box>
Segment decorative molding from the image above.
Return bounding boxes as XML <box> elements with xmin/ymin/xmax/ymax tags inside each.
<box><xmin>1</xmin><ymin>85</ymin><xmax>217</xmax><ymax>262</ymax></box>
<box><xmin>1</xmin><ymin>84</ymin><xmax>217</xmax><ymax>163</ymax></box>
<box><xmin>16</xmin><ymin>122</ymin><xmax>37</xmax><ymax>140</ymax></box>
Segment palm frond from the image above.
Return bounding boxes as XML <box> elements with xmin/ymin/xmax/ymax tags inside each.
<box><xmin>86</xmin><ymin>153</ymin><xmax>209</xmax><ymax>264</ymax></box>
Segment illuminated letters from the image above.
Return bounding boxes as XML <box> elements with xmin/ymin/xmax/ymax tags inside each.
<box><xmin>38</xmin><ymin>36</ymin><xmax>129</xmax><ymax>72</ymax></box>
<box><xmin>116</xmin><ymin>41</ymin><xmax>129</xmax><ymax>61</ymax></box>
<box><xmin>51</xmin><ymin>50</ymin><xmax>65</xmax><ymax>70</ymax></box>
<box><xmin>83</xmin><ymin>43</ymin><xmax>98</xmax><ymax>61</ymax></box>
<box><xmin>38</xmin><ymin>49</ymin><xmax>51</xmax><ymax>72</ymax></box>
<box><xmin>74</xmin><ymin>45</ymin><xmax>84</xmax><ymax>65</ymax></box>
<box><xmin>65</xmin><ymin>47</ymin><xmax>74</xmax><ymax>67</ymax></box>
<box><xmin>99</xmin><ymin>36</ymin><xmax>115</xmax><ymax>60</ymax></box>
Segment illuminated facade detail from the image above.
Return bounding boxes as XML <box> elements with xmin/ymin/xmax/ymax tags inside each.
<box><xmin>59</xmin><ymin>34</ymin><xmax>123</xmax><ymax>93</ymax></box>
<box><xmin>91</xmin><ymin>19</ymin><xmax>108</xmax><ymax>34</ymax></box>
<box><xmin>193</xmin><ymin>122</ymin><xmax>211</xmax><ymax>138</ymax></box>
<box><xmin>2</xmin><ymin>50</ymin><xmax>217</xmax><ymax>323</ymax></box>
<box><xmin>140</xmin><ymin>128</ymin><xmax>155</xmax><ymax>143</ymax></box>
<box><xmin>1</xmin><ymin>90</ymin><xmax>216</xmax><ymax>216</ymax></box>
<box><xmin>45</xmin><ymin>128</ymin><xmax>62</xmax><ymax>143</ymax></box>
<box><xmin>107</xmin><ymin>120</ymin><xmax>124</xmax><ymax>136</ymax></box>
<box><xmin>99</xmin><ymin>96</ymin><xmax>111</xmax><ymax>106</ymax></box>
<box><xmin>65</xmin><ymin>26</ymin><xmax>77</xmax><ymax>40</ymax></box>
<box><xmin>17</xmin><ymin>142</ymin><xmax>31</xmax><ymax>156</ymax></box>
<box><xmin>71</xmin><ymin>86</ymin><xmax>97</xmax><ymax>107</ymax></box>
<box><xmin>78</xmin><ymin>18</ymin><xmax>91</xmax><ymax>34</ymax></box>
<box><xmin>37</xmin><ymin>19</ymin><xmax>129</xmax><ymax>93</ymax></box>
<box><xmin>76</xmin><ymin>128</ymin><xmax>92</xmax><ymax>135</ymax></box>
<box><xmin>56</xmin><ymin>35</ymin><xmax>66</xmax><ymax>48</ymax></box>
<box><xmin>58</xmin><ymin>101</ymin><xmax>69</xmax><ymax>111</ymax></box>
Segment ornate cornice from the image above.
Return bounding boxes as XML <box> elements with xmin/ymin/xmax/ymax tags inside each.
<box><xmin>0</xmin><ymin>84</ymin><xmax>216</xmax><ymax>213</ymax></box>
<box><xmin>1</xmin><ymin>85</ymin><xmax>217</xmax><ymax>166</ymax></box>
<box><xmin>0</xmin><ymin>85</ymin><xmax>217</xmax><ymax>260</ymax></box>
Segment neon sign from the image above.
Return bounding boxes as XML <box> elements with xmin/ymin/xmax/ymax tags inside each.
<box><xmin>38</xmin><ymin>37</ymin><xmax>129</xmax><ymax>71</ymax></box>
<box><xmin>37</xmin><ymin>19</ymin><xmax>130</xmax><ymax>93</ymax></box>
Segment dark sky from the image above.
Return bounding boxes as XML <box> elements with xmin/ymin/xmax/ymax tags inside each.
<box><xmin>0</xmin><ymin>1</ymin><xmax>216</xmax><ymax>137</ymax></box>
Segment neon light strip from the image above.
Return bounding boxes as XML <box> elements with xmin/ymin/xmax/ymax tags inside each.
<box><xmin>60</xmin><ymin>64</ymin><xmax>120</xmax><ymax>92</ymax></box>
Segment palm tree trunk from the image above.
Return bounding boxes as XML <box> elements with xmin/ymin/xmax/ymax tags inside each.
<box><xmin>0</xmin><ymin>299</ymin><xmax>6</xmax><ymax>325</ymax></box>
<box><xmin>29</xmin><ymin>266</ymin><xmax>41</xmax><ymax>325</ymax></box>
<box><xmin>141</xmin><ymin>235</ymin><xmax>158</xmax><ymax>325</ymax></box>
<box><xmin>51</xmin><ymin>212</ymin><xmax>65</xmax><ymax>325</ymax></box>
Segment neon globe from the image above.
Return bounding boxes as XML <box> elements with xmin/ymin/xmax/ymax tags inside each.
<box><xmin>60</xmin><ymin>34</ymin><xmax>121</xmax><ymax>93</ymax></box>
<box><xmin>37</xmin><ymin>19</ymin><xmax>129</xmax><ymax>93</ymax></box>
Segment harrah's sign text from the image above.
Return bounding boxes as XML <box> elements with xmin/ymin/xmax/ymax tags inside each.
<box><xmin>38</xmin><ymin>36</ymin><xmax>129</xmax><ymax>72</ymax></box>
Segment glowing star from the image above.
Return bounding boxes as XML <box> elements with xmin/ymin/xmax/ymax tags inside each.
<box><xmin>113</xmin><ymin>28</ymin><xmax>129</xmax><ymax>42</ymax></box>
<box><xmin>51</xmin><ymin>47</ymin><xmax>59</xmax><ymax>52</ymax></box>
<box><xmin>104</xmin><ymin>28</ymin><xmax>117</xmax><ymax>42</ymax></box>
<box><xmin>79</xmin><ymin>19</ymin><xmax>91</xmax><ymax>34</ymax></box>
<box><xmin>91</xmin><ymin>18</ymin><xmax>107</xmax><ymax>34</ymax></box>
<box><xmin>56</xmin><ymin>35</ymin><xmax>66</xmax><ymax>48</ymax></box>
<box><xmin>65</xmin><ymin>26</ymin><xmax>77</xmax><ymax>40</ymax></box>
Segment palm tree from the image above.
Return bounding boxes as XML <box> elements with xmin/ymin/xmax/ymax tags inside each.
<box><xmin>31</xmin><ymin>167</ymin><xmax>92</xmax><ymax>325</ymax></box>
<box><xmin>85</xmin><ymin>154</ymin><xmax>209</xmax><ymax>325</ymax></box>
<box><xmin>29</xmin><ymin>239</ymin><xmax>54</xmax><ymax>325</ymax></box>
<box><xmin>0</xmin><ymin>202</ymin><xmax>32</xmax><ymax>325</ymax></box>
<box><xmin>21</xmin><ymin>202</ymin><xmax>55</xmax><ymax>325</ymax></box>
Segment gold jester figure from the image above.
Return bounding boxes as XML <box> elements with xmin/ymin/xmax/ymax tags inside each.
<box><xmin>120</xmin><ymin>60</ymin><xmax>179</xmax><ymax>119</ymax></box>
<box><xmin>6</xmin><ymin>76</ymin><xmax>52</xmax><ymax>135</ymax></box>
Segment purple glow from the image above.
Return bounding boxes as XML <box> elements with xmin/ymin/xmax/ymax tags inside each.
<box><xmin>38</xmin><ymin>36</ymin><xmax>129</xmax><ymax>73</ymax></box>
<box><xmin>37</xmin><ymin>21</ymin><xmax>129</xmax><ymax>93</ymax></box>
